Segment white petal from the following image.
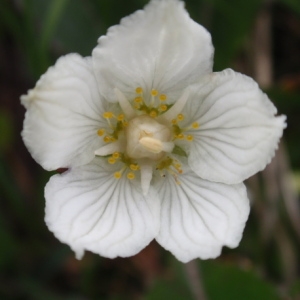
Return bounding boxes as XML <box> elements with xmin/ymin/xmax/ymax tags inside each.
<box><xmin>92</xmin><ymin>0</ymin><xmax>213</xmax><ymax>103</ymax></box>
<box><xmin>154</xmin><ymin>168</ymin><xmax>250</xmax><ymax>262</ymax></box>
<box><xmin>45</xmin><ymin>158</ymin><xmax>160</xmax><ymax>259</ymax></box>
<box><xmin>183</xmin><ymin>69</ymin><xmax>286</xmax><ymax>184</ymax></box>
<box><xmin>21</xmin><ymin>54</ymin><xmax>107</xmax><ymax>170</ymax></box>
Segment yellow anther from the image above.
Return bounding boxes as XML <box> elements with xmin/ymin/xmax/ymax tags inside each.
<box><xmin>159</xmin><ymin>94</ymin><xmax>167</xmax><ymax>101</ymax></box>
<box><xmin>149</xmin><ymin>110</ymin><xmax>157</xmax><ymax>118</ymax></box>
<box><xmin>174</xmin><ymin>163</ymin><xmax>181</xmax><ymax>169</ymax></box>
<box><xmin>134</xmin><ymin>103</ymin><xmax>140</xmax><ymax>109</ymax></box>
<box><xmin>134</xmin><ymin>97</ymin><xmax>143</xmax><ymax>103</ymax></box>
<box><xmin>103</xmin><ymin>111</ymin><xmax>113</xmax><ymax>119</ymax></box>
<box><xmin>130</xmin><ymin>164</ymin><xmax>139</xmax><ymax>171</ymax></box>
<box><xmin>127</xmin><ymin>172</ymin><xmax>135</xmax><ymax>180</ymax></box>
<box><xmin>97</xmin><ymin>129</ymin><xmax>105</xmax><ymax>136</ymax></box>
<box><xmin>117</xmin><ymin>114</ymin><xmax>124</xmax><ymax>121</ymax></box>
<box><xmin>192</xmin><ymin>122</ymin><xmax>199</xmax><ymax>129</ymax></box>
<box><xmin>103</xmin><ymin>136</ymin><xmax>111</xmax><ymax>143</ymax></box>
<box><xmin>171</xmin><ymin>119</ymin><xmax>177</xmax><ymax>125</ymax></box>
<box><xmin>114</xmin><ymin>172</ymin><xmax>122</xmax><ymax>179</ymax></box>
<box><xmin>177</xmin><ymin>133</ymin><xmax>184</xmax><ymax>139</ymax></box>
<box><xmin>136</xmin><ymin>87</ymin><xmax>143</xmax><ymax>94</ymax></box>
<box><xmin>108</xmin><ymin>157</ymin><xmax>116</xmax><ymax>164</ymax></box>
<box><xmin>112</xmin><ymin>152</ymin><xmax>120</xmax><ymax>159</ymax></box>
<box><xmin>160</xmin><ymin>104</ymin><xmax>167</xmax><ymax>111</ymax></box>
<box><xmin>186</xmin><ymin>135</ymin><xmax>194</xmax><ymax>141</ymax></box>
<box><xmin>151</xmin><ymin>89</ymin><xmax>158</xmax><ymax>96</ymax></box>
<box><xmin>177</xmin><ymin>114</ymin><xmax>184</xmax><ymax>121</ymax></box>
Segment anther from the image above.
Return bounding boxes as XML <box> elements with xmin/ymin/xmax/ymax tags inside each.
<box><xmin>149</xmin><ymin>110</ymin><xmax>157</xmax><ymax>118</ymax></box>
<box><xmin>160</xmin><ymin>104</ymin><xmax>167</xmax><ymax>111</ymax></box>
<box><xmin>134</xmin><ymin>97</ymin><xmax>142</xmax><ymax>103</ymax></box>
<box><xmin>159</xmin><ymin>94</ymin><xmax>167</xmax><ymax>101</ymax></box>
<box><xmin>114</xmin><ymin>172</ymin><xmax>122</xmax><ymax>179</ymax></box>
<box><xmin>186</xmin><ymin>135</ymin><xmax>194</xmax><ymax>141</ymax></box>
<box><xmin>117</xmin><ymin>114</ymin><xmax>124</xmax><ymax>121</ymax></box>
<box><xmin>130</xmin><ymin>164</ymin><xmax>139</xmax><ymax>171</ymax></box>
<box><xmin>177</xmin><ymin>114</ymin><xmax>184</xmax><ymax>121</ymax></box>
<box><xmin>192</xmin><ymin>122</ymin><xmax>199</xmax><ymax>129</ymax></box>
<box><xmin>108</xmin><ymin>157</ymin><xmax>116</xmax><ymax>164</ymax></box>
<box><xmin>171</xmin><ymin>119</ymin><xmax>177</xmax><ymax>125</ymax></box>
<box><xmin>136</xmin><ymin>87</ymin><xmax>143</xmax><ymax>94</ymax></box>
<box><xmin>151</xmin><ymin>89</ymin><xmax>158</xmax><ymax>96</ymax></box>
<box><xmin>112</xmin><ymin>152</ymin><xmax>120</xmax><ymax>159</ymax></box>
<box><xmin>103</xmin><ymin>136</ymin><xmax>111</xmax><ymax>143</ymax></box>
<box><xmin>127</xmin><ymin>172</ymin><xmax>135</xmax><ymax>180</ymax></box>
<box><xmin>177</xmin><ymin>133</ymin><xmax>184</xmax><ymax>139</ymax></box>
<box><xmin>97</xmin><ymin>129</ymin><xmax>105</xmax><ymax>136</ymax></box>
<box><xmin>103</xmin><ymin>112</ymin><xmax>113</xmax><ymax>119</ymax></box>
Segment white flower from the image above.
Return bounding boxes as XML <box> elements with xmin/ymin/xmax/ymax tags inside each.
<box><xmin>21</xmin><ymin>0</ymin><xmax>286</xmax><ymax>263</ymax></box>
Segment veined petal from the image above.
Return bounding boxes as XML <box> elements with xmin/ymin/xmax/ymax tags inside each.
<box><xmin>21</xmin><ymin>54</ymin><xmax>107</xmax><ymax>170</ymax></box>
<box><xmin>92</xmin><ymin>0</ymin><xmax>213</xmax><ymax>103</ymax></box>
<box><xmin>45</xmin><ymin>158</ymin><xmax>160</xmax><ymax>259</ymax></box>
<box><xmin>182</xmin><ymin>69</ymin><xmax>286</xmax><ymax>184</ymax></box>
<box><xmin>154</xmin><ymin>168</ymin><xmax>249</xmax><ymax>262</ymax></box>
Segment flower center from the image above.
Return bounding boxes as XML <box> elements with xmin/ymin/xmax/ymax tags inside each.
<box><xmin>94</xmin><ymin>86</ymin><xmax>199</xmax><ymax>194</ymax></box>
<box><xmin>125</xmin><ymin>114</ymin><xmax>174</xmax><ymax>161</ymax></box>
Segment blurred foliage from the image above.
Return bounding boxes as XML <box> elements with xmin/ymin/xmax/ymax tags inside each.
<box><xmin>1</xmin><ymin>0</ymin><xmax>300</xmax><ymax>299</ymax></box>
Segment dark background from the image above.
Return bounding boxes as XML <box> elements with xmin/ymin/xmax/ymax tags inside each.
<box><xmin>1</xmin><ymin>0</ymin><xmax>300</xmax><ymax>299</ymax></box>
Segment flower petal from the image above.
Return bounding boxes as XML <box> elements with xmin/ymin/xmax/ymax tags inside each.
<box><xmin>21</xmin><ymin>54</ymin><xmax>107</xmax><ymax>170</ymax></box>
<box><xmin>154</xmin><ymin>168</ymin><xmax>249</xmax><ymax>262</ymax></box>
<box><xmin>45</xmin><ymin>158</ymin><xmax>160</xmax><ymax>259</ymax></box>
<box><xmin>92</xmin><ymin>0</ymin><xmax>213</xmax><ymax>103</ymax></box>
<box><xmin>182</xmin><ymin>69</ymin><xmax>286</xmax><ymax>184</ymax></box>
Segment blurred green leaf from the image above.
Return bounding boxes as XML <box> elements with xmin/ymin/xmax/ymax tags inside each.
<box><xmin>146</xmin><ymin>260</ymin><xmax>193</xmax><ymax>300</ymax></box>
<box><xmin>39</xmin><ymin>0</ymin><xmax>70</xmax><ymax>67</ymax></box>
<box><xmin>279</xmin><ymin>0</ymin><xmax>300</xmax><ymax>16</ymax></box>
<box><xmin>208</xmin><ymin>0</ymin><xmax>262</xmax><ymax>70</ymax></box>
<box><xmin>200</xmin><ymin>260</ymin><xmax>280</xmax><ymax>300</ymax></box>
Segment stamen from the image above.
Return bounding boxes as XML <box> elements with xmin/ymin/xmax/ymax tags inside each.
<box><xmin>114</xmin><ymin>172</ymin><xmax>122</xmax><ymax>179</ymax></box>
<box><xmin>159</xmin><ymin>94</ymin><xmax>167</xmax><ymax>101</ymax></box>
<box><xmin>186</xmin><ymin>135</ymin><xmax>194</xmax><ymax>141</ymax></box>
<box><xmin>114</xmin><ymin>88</ymin><xmax>137</xmax><ymax>120</ymax></box>
<box><xmin>177</xmin><ymin>133</ymin><xmax>184</xmax><ymax>139</ymax></box>
<box><xmin>149</xmin><ymin>110</ymin><xmax>157</xmax><ymax>118</ymax></box>
<box><xmin>97</xmin><ymin>129</ymin><xmax>105</xmax><ymax>136</ymax></box>
<box><xmin>151</xmin><ymin>89</ymin><xmax>158</xmax><ymax>96</ymax></box>
<box><xmin>112</xmin><ymin>152</ymin><xmax>120</xmax><ymax>158</ymax></box>
<box><xmin>117</xmin><ymin>114</ymin><xmax>125</xmax><ymax>121</ymax></box>
<box><xmin>160</xmin><ymin>104</ymin><xmax>167</xmax><ymax>112</ymax></box>
<box><xmin>171</xmin><ymin>119</ymin><xmax>177</xmax><ymax>125</ymax></box>
<box><xmin>136</xmin><ymin>87</ymin><xmax>143</xmax><ymax>94</ymax></box>
<box><xmin>192</xmin><ymin>122</ymin><xmax>199</xmax><ymax>129</ymax></box>
<box><xmin>108</xmin><ymin>157</ymin><xmax>116</xmax><ymax>164</ymax></box>
<box><xmin>103</xmin><ymin>136</ymin><xmax>112</xmax><ymax>143</ymax></box>
<box><xmin>127</xmin><ymin>172</ymin><xmax>135</xmax><ymax>180</ymax></box>
<box><xmin>134</xmin><ymin>97</ymin><xmax>143</xmax><ymax>103</ymax></box>
<box><xmin>103</xmin><ymin>112</ymin><xmax>113</xmax><ymax>119</ymax></box>
<box><xmin>177</xmin><ymin>114</ymin><xmax>184</xmax><ymax>121</ymax></box>
<box><xmin>130</xmin><ymin>164</ymin><xmax>139</xmax><ymax>171</ymax></box>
